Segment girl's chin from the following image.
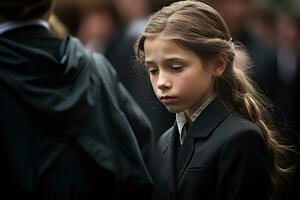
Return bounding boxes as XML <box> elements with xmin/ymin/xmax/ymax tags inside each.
<box><xmin>164</xmin><ymin>105</ymin><xmax>185</xmax><ymax>113</ymax></box>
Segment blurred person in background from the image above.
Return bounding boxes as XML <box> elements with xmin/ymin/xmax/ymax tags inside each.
<box><xmin>275</xmin><ymin>10</ymin><xmax>300</xmax><ymax>133</ymax></box>
<box><xmin>151</xmin><ymin>0</ymin><xmax>182</xmax><ymax>12</ymax></box>
<box><xmin>49</xmin><ymin>14</ymin><xmax>69</xmax><ymax>39</ymax></box>
<box><xmin>210</xmin><ymin>0</ymin><xmax>278</xmax><ymax>99</ymax></box>
<box><xmin>247</xmin><ymin>1</ymin><xmax>277</xmax><ymax>46</ymax></box>
<box><xmin>0</xmin><ymin>0</ymin><xmax>154</xmax><ymax>199</ymax></box>
<box><xmin>105</xmin><ymin>0</ymin><xmax>175</xmax><ymax>139</ymax></box>
<box><xmin>53</xmin><ymin>0</ymin><xmax>81</xmax><ymax>35</ymax></box>
<box><xmin>274</xmin><ymin>9</ymin><xmax>300</xmax><ymax>200</ymax></box>
<box><xmin>76</xmin><ymin>0</ymin><xmax>118</xmax><ymax>53</ymax></box>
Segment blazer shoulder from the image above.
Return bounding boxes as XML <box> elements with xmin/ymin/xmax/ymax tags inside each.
<box><xmin>217</xmin><ymin>113</ymin><xmax>266</xmax><ymax>143</ymax></box>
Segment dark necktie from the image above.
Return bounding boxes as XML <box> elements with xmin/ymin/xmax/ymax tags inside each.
<box><xmin>175</xmin><ymin>123</ymin><xmax>188</xmax><ymax>177</ymax></box>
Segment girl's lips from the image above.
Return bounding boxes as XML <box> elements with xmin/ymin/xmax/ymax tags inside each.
<box><xmin>160</xmin><ymin>96</ymin><xmax>178</xmax><ymax>105</ymax></box>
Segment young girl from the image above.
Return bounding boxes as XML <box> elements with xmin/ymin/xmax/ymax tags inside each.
<box><xmin>135</xmin><ymin>1</ymin><xmax>294</xmax><ymax>199</ymax></box>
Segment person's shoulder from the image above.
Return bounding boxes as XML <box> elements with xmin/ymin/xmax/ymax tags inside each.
<box><xmin>61</xmin><ymin>36</ymin><xmax>116</xmax><ymax>73</ymax></box>
<box><xmin>224</xmin><ymin>113</ymin><xmax>259</xmax><ymax>129</ymax></box>
<box><xmin>217</xmin><ymin>112</ymin><xmax>265</xmax><ymax>143</ymax></box>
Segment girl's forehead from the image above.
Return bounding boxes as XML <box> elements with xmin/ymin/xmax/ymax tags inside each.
<box><xmin>144</xmin><ymin>35</ymin><xmax>201</xmax><ymax>63</ymax></box>
<box><xmin>144</xmin><ymin>35</ymin><xmax>181</xmax><ymax>53</ymax></box>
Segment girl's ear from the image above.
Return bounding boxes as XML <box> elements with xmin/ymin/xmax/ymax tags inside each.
<box><xmin>210</xmin><ymin>53</ymin><xmax>227</xmax><ymax>77</ymax></box>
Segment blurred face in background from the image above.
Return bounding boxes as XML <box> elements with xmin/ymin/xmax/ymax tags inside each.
<box><xmin>77</xmin><ymin>11</ymin><xmax>116</xmax><ymax>52</ymax></box>
<box><xmin>113</xmin><ymin>0</ymin><xmax>150</xmax><ymax>24</ymax></box>
<box><xmin>75</xmin><ymin>0</ymin><xmax>118</xmax><ymax>52</ymax></box>
<box><xmin>276</xmin><ymin>13</ymin><xmax>299</xmax><ymax>50</ymax></box>
<box><xmin>211</xmin><ymin>0</ymin><xmax>251</xmax><ymax>37</ymax></box>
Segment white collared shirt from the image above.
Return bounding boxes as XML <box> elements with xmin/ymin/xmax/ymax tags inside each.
<box><xmin>176</xmin><ymin>93</ymin><xmax>217</xmax><ymax>145</ymax></box>
<box><xmin>0</xmin><ymin>19</ymin><xmax>50</xmax><ymax>35</ymax></box>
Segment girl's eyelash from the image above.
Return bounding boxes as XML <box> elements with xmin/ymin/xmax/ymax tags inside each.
<box><xmin>170</xmin><ymin>65</ymin><xmax>184</xmax><ymax>72</ymax></box>
<box><xmin>171</xmin><ymin>65</ymin><xmax>183</xmax><ymax>68</ymax></box>
<box><xmin>148</xmin><ymin>68</ymin><xmax>159</xmax><ymax>75</ymax></box>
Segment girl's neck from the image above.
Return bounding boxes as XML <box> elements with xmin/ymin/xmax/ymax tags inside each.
<box><xmin>184</xmin><ymin>90</ymin><xmax>215</xmax><ymax>126</ymax></box>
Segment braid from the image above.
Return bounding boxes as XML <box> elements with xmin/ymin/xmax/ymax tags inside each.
<box><xmin>217</xmin><ymin>44</ymin><xmax>296</xmax><ymax>199</ymax></box>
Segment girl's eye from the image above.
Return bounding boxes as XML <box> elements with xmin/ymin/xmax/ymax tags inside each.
<box><xmin>170</xmin><ymin>65</ymin><xmax>184</xmax><ymax>72</ymax></box>
<box><xmin>148</xmin><ymin>68</ymin><xmax>159</xmax><ymax>75</ymax></box>
<box><xmin>145</xmin><ymin>63</ymin><xmax>159</xmax><ymax>75</ymax></box>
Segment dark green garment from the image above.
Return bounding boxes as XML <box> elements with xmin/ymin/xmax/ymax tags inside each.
<box><xmin>0</xmin><ymin>35</ymin><xmax>153</xmax><ymax>196</ymax></box>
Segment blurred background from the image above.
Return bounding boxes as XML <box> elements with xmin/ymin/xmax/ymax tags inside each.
<box><xmin>51</xmin><ymin>0</ymin><xmax>299</xmax><ymax>198</ymax></box>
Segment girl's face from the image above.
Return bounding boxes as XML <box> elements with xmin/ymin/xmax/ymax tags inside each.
<box><xmin>144</xmin><ymin>35</ymin><xmax>220</xmax><ymax>116</ymax></box>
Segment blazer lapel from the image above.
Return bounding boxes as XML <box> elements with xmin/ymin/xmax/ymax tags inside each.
<box><xmin>176</xmin><ymin>98</ymin><xmax>231</xmax><ymax>183</ymax></box>
<box><xmin>176</xmin><ymin>130</ymin><xmax>195</xmax><ymax>184</ymax></box>
<box><xmin>161</xmin><ymin>124</ymin><xmax>177</xmax><ymax>195</ymax></box>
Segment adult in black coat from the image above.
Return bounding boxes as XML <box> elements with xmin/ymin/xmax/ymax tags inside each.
<box><xmin>0</xmin><ymin>0</ymin><xmax>153</xmax><ymax>199</ymax></box>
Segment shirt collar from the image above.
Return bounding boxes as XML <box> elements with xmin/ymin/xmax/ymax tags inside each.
<box><xmin>0</xmin><ymin>19</ymin><xmax>50</xmax><ymax>35</ymax></box>
<box><xmin>176</xmin><ymin>93</ymin><xmax>217</xmax><ymax>144</ymax></box>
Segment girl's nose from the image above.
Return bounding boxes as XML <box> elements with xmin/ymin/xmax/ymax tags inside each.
<box><xmin>157</xmin><ymin>73</ymin><xmax>171</xmax><ymax>90</ymax></box>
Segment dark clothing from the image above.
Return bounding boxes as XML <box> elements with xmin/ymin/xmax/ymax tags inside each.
<box><xmin>154</xmin><ymin>98</ymin><xmax>271</xmax><ymax>200</ymax></box>
<box><xmin>0</xmin><ymin>25</ymin><xmax>153</xmax><ymax>199</ymax></box>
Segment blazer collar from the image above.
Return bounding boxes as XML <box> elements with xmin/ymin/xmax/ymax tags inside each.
<box><xmin>188</xmin><ymin>97</ymin><xmax>231</xmax><ymax>139</ymax></box>
<box><xmin>161</xmin><ymin>124</ymin><xmax>178</xmax><ymax>194</ymax></box>
<box><xmin>162</xmin><ymin>97</ymin><xmax>232</xmax><ymax>190</ymax></box>
<box><xmin>161</xmin><ymin>97</ymin><xmax>231</xmax><ymax>151</ymax></box>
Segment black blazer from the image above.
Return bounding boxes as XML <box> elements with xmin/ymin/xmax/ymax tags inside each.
<box><xmin>155</xmin><ymin>98</ymin><xmax>271</xmax><ymax>200</ymax></box>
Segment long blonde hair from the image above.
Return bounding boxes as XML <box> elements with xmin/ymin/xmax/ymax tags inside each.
<box><xmin>135</xmin><ymin>0</ymin><xmax>295</xmax><ymax>198</ymax></box>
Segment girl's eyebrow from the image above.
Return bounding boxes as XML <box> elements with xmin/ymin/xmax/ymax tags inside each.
<box><xmin>145</xmin><ymin>60</ymin><xmax>155</xmax><ymax>64</ymax></box>
<box><xmin>163</xmin><ymin>57</ymin><xmax>186</xmax><ymax>63</ymax></box>
<box><xmin>145</xmin><ymin>55</ymin><xmax>157</xmax><ymax>63</ymax></box>
<box><xmin>145</xmin><ymin>57</ymin><xmax>187</xmax><ymax>64</ymax></box>
<box><xmin>145</xmin><ymin>57</ymin><xmax>188</xmax><ymax>69</ymax></box>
